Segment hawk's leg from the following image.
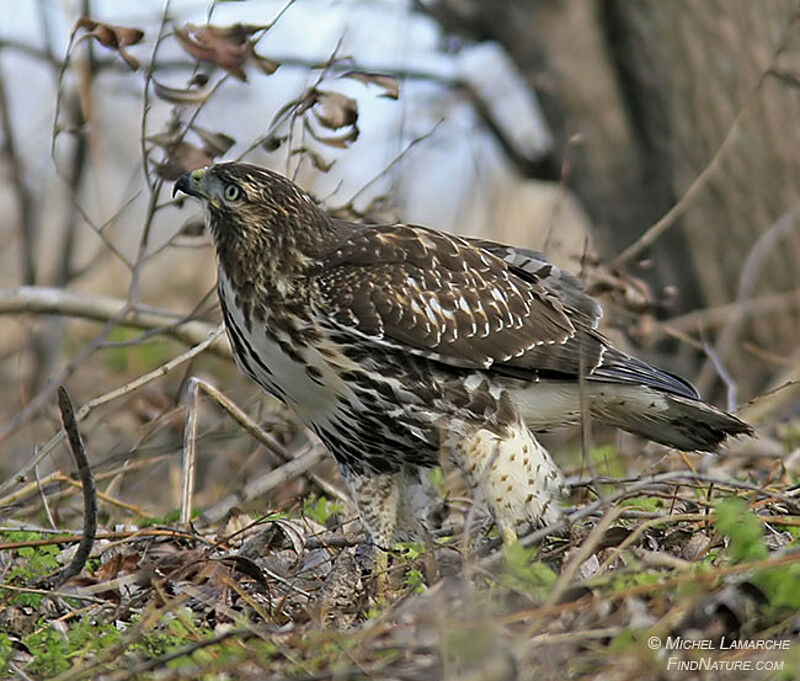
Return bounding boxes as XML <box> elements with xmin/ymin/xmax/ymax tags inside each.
<box><xmin>448</xmin><ymin>422</ymin><xmax>567</xmax><ymax>543</ymax></box>
<box><xmin>344</xmin><ymin>469</ymin><xmax>434</xmax><ymax>591</ymax></box>
<box><xmin>346</xmin><ymin>472</ymin><xmax>401</xmax><ymax>552</ymax></box>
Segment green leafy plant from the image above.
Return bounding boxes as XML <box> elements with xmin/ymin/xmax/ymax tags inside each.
<box><xmin>302</xmin><ymin>496</ymin><xmax>342</xmax><ymax>526</ymax></box>
<box><xmin>1</xmin><ymin>531</ymin><xmax>63</xmax><ymax>606</ymax></box>
<box><xmin>715</xmin><ymin>496</ymin><xmax>767</xmax><ymax>562</ymax></box>
<box><xmin>0</xmin><ymin>633</ymin><xmax>13</xmax><ymax>678</ymax></box>
<box><xmin>498</xmin><ymin>542</ymin><xmax>557</xmax><ymax>598</ymax></box>
<box><xmin>620</xmin><ymin>496</ymin><xmax>664</xmax><ymax>512</ymax></box>
<box><xmin>405</xmin><ymin>568</ymin><xmax>426</xmax><ymax>594</ymax></box>
<box><xmin>393</xmin><ymin>541</ymin><xmax>425</xmax><ymax>561</ymax></box>
<box><xmin>716</xmin><ymin>496</ymin><xmax>800</xmax><ymax>608</ymax></box>
<box><xmin>22</xmin><ymin>616</ymin><xmax>122</xmax><ymax>677</ymax></box>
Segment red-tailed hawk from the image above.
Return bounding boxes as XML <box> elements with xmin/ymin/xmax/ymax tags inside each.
<box><xmin>174</xmin><ymin>162</ymin><xmax>751</xmax><ymax>550</ymax></box>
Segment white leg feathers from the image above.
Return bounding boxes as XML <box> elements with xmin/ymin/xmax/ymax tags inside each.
<box><xmin>345</xmin><ymin>425</ymin><xmax>566</xmax><ymax>550</ymax></box>
<box><xmin>448</xmin><ymin>422</ymin><xmax>566</xmax><ymax>541</ymax></box>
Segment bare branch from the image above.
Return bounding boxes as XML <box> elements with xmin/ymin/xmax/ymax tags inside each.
<box><xmin>695</xmin><ymin>201</ymin><xmax>800</xmax><ymax>393</ymax></box>
<box><xmin>180</xmin><ymin>377</ymin><xmax>200</xmax><ymax>525</ymax></box>
<box><xmin>199</xmin><ymin>444</ymin><xmax>327</xmax><ymax>525</ymax></box>
<box><xmin>0</xmin><ymin>60</ymin><xmax>36</xmax><ymax>285</ymax></box>
<box><xmin>0</xmin><ymin>285</ymin><xmax>231</xmax><ymax>358</ymax></box>
<box><xmin>42</xmin><ymin>386</ymin><xmax>97</xmax><ymax>589</ymax></box>
<box><xmin>187</xmin><ymin>377</ymin><xmax>347</xmax><ymax>503</ymax></box>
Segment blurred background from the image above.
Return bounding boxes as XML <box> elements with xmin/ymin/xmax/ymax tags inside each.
<box><xmin>2</xmin><ymin>0</ymin><xmax>800</xmax><ymax>521</ymax></box>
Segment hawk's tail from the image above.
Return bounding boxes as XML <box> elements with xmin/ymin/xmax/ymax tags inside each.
<box><xmin>591</xmin><ymin>387</ymin><xmax>752</xmax><ymax>451</ymax></box>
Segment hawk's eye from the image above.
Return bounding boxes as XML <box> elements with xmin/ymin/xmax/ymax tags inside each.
<box><xmin>223</xmin><ymin>183</ymin><xmax>242</xmax><ymax>202</ymax></box>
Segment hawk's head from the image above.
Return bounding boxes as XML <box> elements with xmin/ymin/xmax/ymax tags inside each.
<box><xmin>174</xmin><ymin>162</ymin><xmax>336</xmax><ymax>280</ymax></box>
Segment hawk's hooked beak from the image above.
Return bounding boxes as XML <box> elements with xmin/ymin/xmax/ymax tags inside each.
<box><xmin>173</xmin><ymin>168</ymin><xmax>208</xmax><ymax>199</ymax></box>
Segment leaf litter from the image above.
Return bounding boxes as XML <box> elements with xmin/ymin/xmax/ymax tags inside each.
<box><xmin>3</xmin><ymin>427</ymin><xmax>800</xmax><ymax>679</ymax></box>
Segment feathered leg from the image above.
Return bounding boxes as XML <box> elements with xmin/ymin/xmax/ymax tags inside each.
<box><xmin>344</xmin><ymin>469</ymin><xmax>434</xmax><ymax>591</ymax></box>
<box><xmin>448</xmin><ymin>421</ymin><xmax>567</xmax><ymax>542</ymax></box>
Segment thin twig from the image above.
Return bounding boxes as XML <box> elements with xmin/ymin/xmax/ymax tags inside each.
<box><xmin>0</xmin><ymin>60</ymin><xmax>36</xmax><ymax>285</ymax></box>
<box><xmin>189</xmin><ymin>377</ymin><xmax>347</xmax><ymax>501</ymax></box>
<box><xmin>0</xmin><ymin>527</ymin><xmax>219</xmax><ymax>552</ymax></box>
<box><xmin>58</xmin><ymin>474</ymin><xmax>151</xmax><ymax>517</ymax></box>
<box><xmin>702</xmin><ymin>340</ymin><xmax>738</xmax><ymax>413</ymax></box>
<box><xmin>696</xmin><ymin>201</ymin><xmax>800</xmax><ymax>393</ymax></box>
<box><xmin>122</xmin><ymin>627</ymin><xmax>263</xmax><ymax>678</ymax></box>
<box><xmin>48</xmin><ymin>600</ymin><xmax>187</xmax><ymax>681</ymax></box>
<box><xmin>33</xmin><ymin>461</ymin><xmax>57</xmax><ymax>530</ymax></box>
<box><xmin>545</xmin><ymin>505</ymin><xmax>622</xmax><ymax>606</ymax></box>
<box><xmin>659</xmin><ymin>288</ymin><xmax>800</xmax><ymax>333</ymax></box>
<box><xmin>8</xmin><ymin>662</ymin><xmax>35</xmax><ymax>681</ymax></box>
<box><xmin>0</xmin><ymin>582</ymin><xmax>105</xmax><ymax>604</ymax></box>
<box><xmin>480</xmin><ymin>469</ymin><xmax>798</xmax><ymax>568</ymax></box>
<box><xmin>140</xmin><ymin>0</ymin><xmax>172</xmax><ymax>191</ymax></box>
<box><xmin>180</xmin><ymin>377</ymin><xmax>200</xmax><ymax>524</ymax></box>
<box><xmin>43</xmin><ymin>387</ymin><xmax>97</xmax><ymax>588</ymax></box>
<box><xmin>345</xmin><ymin>119</ymin><xmax>444</xmax><ymax>207</ymax></box>
<box><xmin>56</xmin><ymin>0</ymin><xmax>95</xmax><ymax>287</ymax></box>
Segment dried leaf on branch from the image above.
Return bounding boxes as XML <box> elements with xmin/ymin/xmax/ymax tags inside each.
<box><xmin>173</xmin><ymin>23</ymin><xmax>280</xmax><ymax>81</ymax></box>
<box><xmin>341</xmin><ymin>71</ymin><xmax>401</xmax><ymax>99</ymax></box>
<box><xmin>147</xmin><ymin>113</ymin><xmax>235</xmax><ymax>180</ymax></box>
<box><xmin>190</xmin><ymin>124</ymin><xmax>236</xmax><ymax>157</ymax></box>
<box><xmin>292</xmin><ymin>147</ymin><xmax>334</xmax><ymax>172</ymax></box>
<box><xmin>303</xmin><ymin>118</ymin><xmax>359</xmax><ymax>148</ymax></box>
<box><xmin>312</xmin><ymin>90</ymin><xmax>359</xmax><ymax>130</ymax></box>
<box><xmin>151</xmin><ymin>76</ymin><xmax>212</xmax><ymax>105</ymax></box>
<box><xmin>73</xmin><ymin>17</ymin><xmax>145</xmax><ymax>70</ymax></box>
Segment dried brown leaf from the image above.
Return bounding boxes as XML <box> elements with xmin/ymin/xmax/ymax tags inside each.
<box><xmin>152</xmin><ymin>141</ymin><xmax>212</xmax><ymax>180</ymax></box>
<box><xmin>75</xmin><ymin>17</ymin><xmax>144</xmax><ymax>47</ymax></box>
<box><xmin>204</xmin><ymin>23</ymin><xmax>266</xmax><ymax>40</ymax></box>
<box><xmin>74</xmin><ymin>16</ymin><xmax>144</xmax><ymax>70</ymax></box>
<box><xmin>214</xmin><ymin>555</ymin><xmax>269</xmax><ymax>589</ymax></box>
<box><xmin>270</xmin><ymin>518</ymin><xmax>307</xmax><ymax>555</ymax></box>
<box><xmin>342</xmin><ymin>70</ymin><xmax>400</xmax><ymax>99</ymax></box>
<box><xmin>174</xmin><ymin>24</ymin><xmax>247</xmax><ymax>80</ymax></box>
<box><xmin>152</xmin><ymin>78</ymin><xmax>212</xmax><ymax>104</ymax></box>
<box><xmin>262</xmin><ymin>134</ymin><xmax>287</xmax><ymax>152</ymax></box>
<box><xmin>312</xmin><ymin>90</ymin><xmax>358</xmax><ymax>130</ymax></box>
<box><xmin>190</xmin><ymin>124</ymin><xmax>236</xmax><ymax>157</ymax></box>
<box><xmin>189</xmin><ymin>73</ymin><xmax>210</xmax><ymax>88</ymax></box>
<box><xmin>292</xmin><ymin>147</ymin><xmax>334</xmax><ymax>172</ymax></box>
<box><xmin>174</xmin><ymin>23</ymin><xmax>270</xmax><ymax>82</ymax></box>
<box><xmin>303</xmin><ymin>117</ymin><xmax>359</xmax><ymax>148</ymax></box>
<box><xmin>250</xmin><ymin>49</ymin><xmax>280</xmax><ymax>75</ymax></box>
<box><xmin>146</xmin><ymin>131</ymin><xmax>179</xmax><ymax>148</ymax></box>
<box><xmin>178</xmin><ymin>215</ymin><xmax>206</xmax><ymax>236</ymax></box>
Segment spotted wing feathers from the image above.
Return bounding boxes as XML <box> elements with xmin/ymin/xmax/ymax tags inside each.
<box><xmin>467</xmin><ymin>239</ymin><xmax>603</xmax><ymax>330</ymax></box>
<box><xmin>315</xmin><ymin>224</ymin><xmax>607</xmax><ymax>375</ymax></box>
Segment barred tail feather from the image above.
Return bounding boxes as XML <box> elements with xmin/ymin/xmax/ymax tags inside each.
<box><xmin>591</xmin><ymin>388</ymin><xmax>753</xmax><ymax>451</ymax></box>
<box><xmin>512</xmin><ymin>381</ymin><xmax>752</xmax><ymax>452</ymax></box>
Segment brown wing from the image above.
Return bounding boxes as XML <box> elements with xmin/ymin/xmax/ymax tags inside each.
<box><xmin>464</xmin><ymin>238</ymin><xmax>603</xmax><ymax>330</ymax></box>
<box><xmin>314</xmin><ymin>223</ymin><xmax>605</xmax><ymax>376</ymax></box>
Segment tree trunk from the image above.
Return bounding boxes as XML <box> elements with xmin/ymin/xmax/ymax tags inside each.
<box><xmin>424</xmin><ymin>0</ymin><xmax>800</xmax><ymax>399</ymax></box>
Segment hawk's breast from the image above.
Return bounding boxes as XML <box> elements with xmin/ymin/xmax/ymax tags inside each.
<box><xmin>216</xmin><ymin>269</ymin><xmax>444</xmax><ymax>474</ymax></box>
<box><xmin>217</xmin><ymin>269</ymin><xmax>347</xmax><ymax>421</ymax></box>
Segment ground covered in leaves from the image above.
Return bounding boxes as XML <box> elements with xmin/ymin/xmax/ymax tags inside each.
<box><xmin>3</xmin><ymin>430</ymin><xmax>800</xmax><ymax>681</ymax></box>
